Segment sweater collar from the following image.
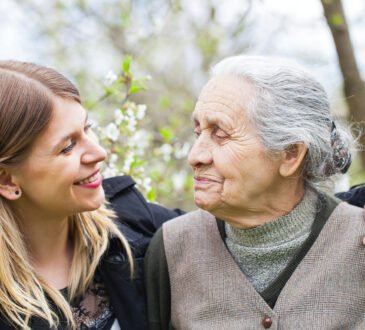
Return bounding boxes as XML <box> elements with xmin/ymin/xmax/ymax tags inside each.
<box><xmin>225</xmin><ymin>188</ymin><xmax>318</xmax><ymax>248</ymax></box>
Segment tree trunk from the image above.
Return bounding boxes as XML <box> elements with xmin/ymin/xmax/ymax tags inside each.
<box><xmin>320</xmin><ymin>0</ymin><xmax>365</xmax><ymax>167</ymax></box>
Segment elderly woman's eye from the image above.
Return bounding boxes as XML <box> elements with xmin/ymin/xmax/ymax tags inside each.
<box><xmin>193</xmin><ymin>128</ymin><xmax>201</xmax><ymax>137</ymax></box>
<box><xmin>214</xmin><ymin>128</ymin><xmax>228</xmax><ymax>139</ymax></box>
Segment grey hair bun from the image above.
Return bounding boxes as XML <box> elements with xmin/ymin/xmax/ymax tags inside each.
<box><xmin>330</xmin><ymin>121</ymin><xmax>352</xmax><ymax>174</ymax></box>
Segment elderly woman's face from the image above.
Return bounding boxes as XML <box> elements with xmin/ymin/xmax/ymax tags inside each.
<box><xmin>188</xmin><ymin>75</ymin><xmax>284</xmax><ymax>220</ymax></box>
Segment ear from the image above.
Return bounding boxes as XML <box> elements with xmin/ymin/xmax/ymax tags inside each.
<box><xmin>0</xmin><ymin>168</ymin><xmax>21</xmax><ymax>200</ymax></box>
<box><xmin>279</xmin><ymin>143</ymin><xmax>308</xmax><ymax>178</ymax></box>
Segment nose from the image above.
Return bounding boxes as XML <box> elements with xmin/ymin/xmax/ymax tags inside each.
<box><xmin>188</xmin><ymin>134</ymin><xmax>213</xmax><ymax>168</ymax></box>
<box><xmin>81</xmin><ymin>134</ymin><xmax>107</xmax><ymax>164</ymax></box>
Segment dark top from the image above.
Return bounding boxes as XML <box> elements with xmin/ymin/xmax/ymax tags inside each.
<box><xmin>0</xmin><ymin>175</ymin><xmax>183</xmax><ymax>330</ymax></box>
<box><xmin>32</xmin><ymin>272</ymin><xmax>117</xmax><ymax>330</ymax></box>
<box><xmin>335</xmin><ymin>183</ymin><xmax>365</xmax><ymax>207</ymax></box>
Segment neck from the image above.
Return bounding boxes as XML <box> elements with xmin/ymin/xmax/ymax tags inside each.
<box><xmin>216</xmin><ymin>179</ymin><xmax>305</xmax><ymax>229</ymax></box>
<box><xmin>16</xmin><ymin>209</ymin><xmax>74</xmax><ymax>289</ymax></box>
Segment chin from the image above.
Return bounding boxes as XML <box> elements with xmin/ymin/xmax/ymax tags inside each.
<box><xmin>80</xmin><ymin>195</ymin><xmax>105</xmax><ymax>212</ymax></box>
<box><xmin>82</xmin><ymin>203</ymin><xmax>103</xmax><ymax>212</ymax></box>
<box><xmin>194</xmin><ymin>196</ymin><xmax>218</xmax><ymax>213</ymax></box>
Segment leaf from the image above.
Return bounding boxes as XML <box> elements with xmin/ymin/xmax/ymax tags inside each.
<box><xmin>147</xmin><ymin>188</ymin><xmax>156</xmax><ymax>201</ymax></box>
<box><xmin>122</xmin><ymin>55</ymin><xmax>132</xmax><ymax>73</ymax></box>
<box><xmin>128</xmin><ymin>80</ymin><xmax>146</xmax><ymax>94</ymax></box>
<box><xmin>160</xmin><ymin>127</ymin><xmax>174</xmax><ymax>143</ymax></box>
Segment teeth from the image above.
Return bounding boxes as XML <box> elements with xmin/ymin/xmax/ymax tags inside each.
<box><xmin>76</xmin><ymin>173</ymin><xmax>98</xmax><ymax>185</ymax></box>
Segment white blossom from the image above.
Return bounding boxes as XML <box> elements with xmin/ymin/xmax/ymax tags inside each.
<box><xmin>105</xmin><ymin>123</ymin><xmax>120</xmax><ymax>142</ymax></box>
<box><xmin>126</xmin><ymin>117</ymin><xmax>137</xmax><ymax>132</ymax></box>
<box><xmin>142</xmin><ymin>177</ymin><xmax>152</xmax><ymax>192</ymax></box>
<box><xmin>103</xmin><ymin>166</ymin><xmax>118</xmax><ymax>178</ymax></box>
<box><xmin>109</xmin><ymin>153</ymin><xmax>119</xmax><ymax>164</ymax></box>
<box><xmin>114</xmin><ymin>108</ymin><xmax>124</xmax><ymax>125</ymax></box>
<box><xmin>172</xmin><ymin>171</ymin><xmax>186</xmax><ymax>191</ymax></box>
<box><xmin>130</xmin><ymin>130</ymin><xmax>150</xmax><ymax>155</ymax></box>
<box><xmin>160</xmin><ymin>143</ymin><xmax>173</xmax><ymax>161</ymax></box>
<box><xmin>136</xmin><ymin>104</ymin><xmax>147</xmax><ymax>120</ymax></box>
<box><xmin>175</xmin><ymin>142</ymin><xmax>191</xmax><ymax>159</ymax></box>
<box><xmin>123</xmin><ymin>152</ymin><xmax>134</xmax><ymax>172</ymax></box>
<box><xmin>104</xmin><ymin>70</ymin><xmax>118</xmax><ymax>86</ymax></box>
<box><xmin>126</xmin><ymin>107</ymin><xmax>136</xmax><ymax>119</ymax></box>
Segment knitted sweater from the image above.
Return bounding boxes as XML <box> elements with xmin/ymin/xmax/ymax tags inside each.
<box><xmin>225</xmin><ymin>189</ymin><xmax>317</xmax><ymax>292</ymax></box>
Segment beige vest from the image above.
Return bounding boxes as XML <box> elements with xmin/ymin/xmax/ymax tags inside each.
<box><xmin>163</xmin><ymin>203</ymin><xmax>365</xmax><ymax>330</ymax></box>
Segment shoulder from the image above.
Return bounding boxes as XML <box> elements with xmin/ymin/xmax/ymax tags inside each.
<box><xmin>332</xmin><ymin>201</ymin><xmax>364</xmax><ymax>224</ymax></box>
<box><xmin>103</xmin><ymin>175</ymin><xmax>154</xmax><ymax>236</ymax></box>
<box><xmin>102</xmin><ymin>175</ymin><xmax>183</xmax><ymax>255</ymax></box>
<box><xmin>325</xmin><ymin>201</ymin><xmax>365</xmax><ymax>245</ymax></box>
<box><xmin>147</xmin><ymin>209</ymin><xmax>213</xmax><ymax>262</ymax></box>
<box><xmin>102</xmin><ymin>174</ymin><xmax>136</xmax><ymax>199</ymax></box>
<box><xmin>163</xmin><ymin>208</ymin><xmax>214</xmax><ymax>231</ymax></box>
<box><xmin>160</xmin><ymin>209</ymin><xmax>217</xmax><ymax>252</ymax></box>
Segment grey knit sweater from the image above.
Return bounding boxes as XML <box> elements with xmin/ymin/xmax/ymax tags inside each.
<box><xmin>225</xmin><ymin>189</ymin><xmax>318</xmax><ymax>293</ymax></box>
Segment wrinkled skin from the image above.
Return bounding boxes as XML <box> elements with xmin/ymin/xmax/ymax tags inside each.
<box><xmin>188</xmin><ymin>75</ymin><xmax>304</xmax><ymax>228</ymax></box>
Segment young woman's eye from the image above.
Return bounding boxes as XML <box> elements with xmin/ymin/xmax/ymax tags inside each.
<box><xmin>84</xmin><ymin>122</ymin><xmax>93</xmax><ymax>132</ymax></box>
<box><xmin>61</xmin><ymin>141</ymin><xmax>76</xmax><ymax>154</ymax></box>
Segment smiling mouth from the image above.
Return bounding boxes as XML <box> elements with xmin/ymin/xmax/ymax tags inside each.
<box><xmin>194</xmin><ymin>176</ymin><xmax>222</xmax><ymax>184</ymax></box>
<box><xmin>74</xmin><ymin>172</ymin><xmax>100</xmax><ymax>185</ymax></box>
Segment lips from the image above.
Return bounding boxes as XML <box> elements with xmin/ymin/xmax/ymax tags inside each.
<box><xmin>194</xmin><ymin>175</ymin><xmax>223</xmax><ymax>184</ymax></box>
<box><xmin>74</xmin><ymin>170</ymin><xmax>101</xmax><ymax>186</ymax></box>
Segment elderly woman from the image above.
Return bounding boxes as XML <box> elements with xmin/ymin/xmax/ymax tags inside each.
<box><xmin>145</xmin><ymin>56</ymin><xmax>365</xmax><ymax>329</ymax></box>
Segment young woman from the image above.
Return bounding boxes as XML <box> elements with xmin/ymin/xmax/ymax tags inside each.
<box><xmin>0</xmin><ymin>61</ymin><xmax>181</xmax><ymax>330</ymax></box>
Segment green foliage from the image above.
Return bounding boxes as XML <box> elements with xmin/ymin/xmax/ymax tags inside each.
<box><xmin>90</xmin><ymin>56</ymin><xmax>194</xmax><ymax>209</ymax></box>
<box><xmin>159</xmin><ymin>96</ymin><xmax>171</xmax><ymax>109</ymax></box>
<box><xmin>160</xmin><ymin>127</ymin><xmax>175</xmax><ymax>143</ymax></box>
<box><xmin>196</xmin><ymin>30</ymin><xmax>220</xmax><ymax>59</ymax></box>
<box><xmin>122</xmin><ymin>55</ymin><xmax>132</xmax><ymax>74</ymax></box>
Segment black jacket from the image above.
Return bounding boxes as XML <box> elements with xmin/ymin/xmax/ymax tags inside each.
<box><xmin>98</xmin><ymin>176</ymin><xmax>183</xmax><ymax>330</ymax></box>
<box><xmin>0</xmin><ymin>175</ymin><xmax>183</xmax><ymax>330</ymax></box>
<box><xmin>335</xmin><ymin>183</ymin><xmax>365</xmax><ymax>207</ymax></box>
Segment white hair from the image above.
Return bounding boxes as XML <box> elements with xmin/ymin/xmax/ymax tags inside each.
<box><xmin>211</xmin><ymin>55</ymin><xmax>353</xmax><ymax>186</ymax></box>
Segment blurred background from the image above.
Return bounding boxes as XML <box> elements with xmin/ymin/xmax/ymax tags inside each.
<box><xmin>1</xmin><ymin>0</ymin><xmax>365</xmax><ymax>210</ymax></box>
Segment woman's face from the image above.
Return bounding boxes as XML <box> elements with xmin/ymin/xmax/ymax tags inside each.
<box><xmin>11</xmin><ymin>96</ymin><xmax>107</xmax><ymax>220</ymax></box>
<box><xmin>188</xmin><ymin>75</ymin><xmax>285</xmax><ymax>220</ymax></box>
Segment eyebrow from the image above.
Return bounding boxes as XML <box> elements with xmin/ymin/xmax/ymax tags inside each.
<box><xmin>191</xmin><ymin>112</ymin><xmax>231</xmax><ymax>129</ymax></box>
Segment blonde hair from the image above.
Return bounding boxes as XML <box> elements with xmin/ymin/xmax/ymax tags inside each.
<box><xmin>0</xmin><ymin>61</ymin><xmax>133</xmax><ymax>329</ymax></box>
